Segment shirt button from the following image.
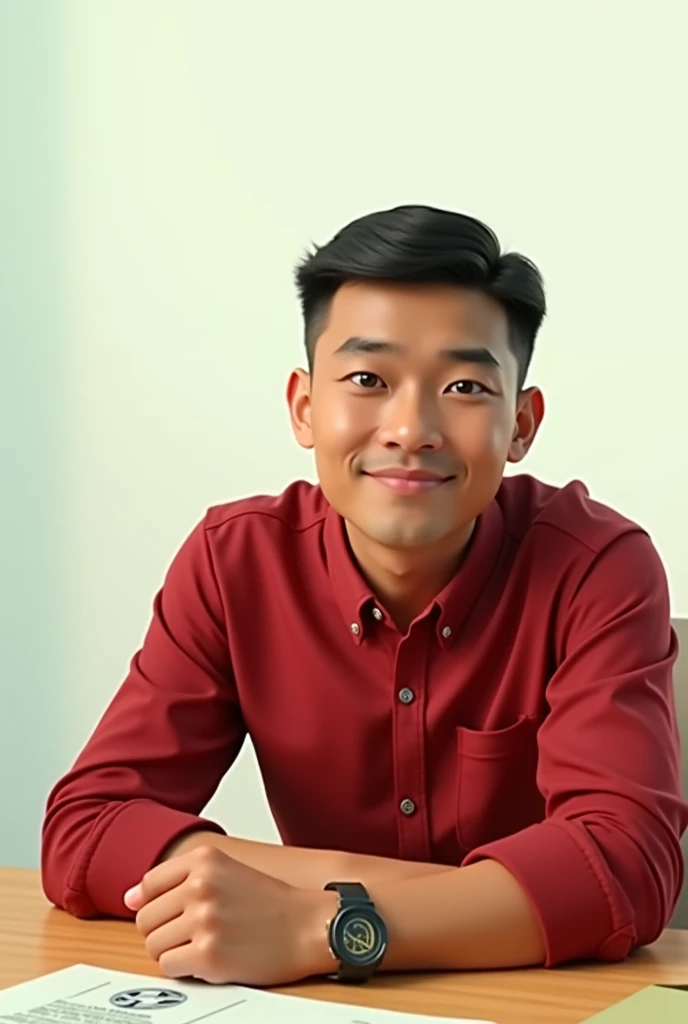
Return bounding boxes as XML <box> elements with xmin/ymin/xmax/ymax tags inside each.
<box><xmin>350</xmin><ymin>622</ymin><xmax>360</xmax><ymax>636</ymax></box>
<box><xmin>372</xmin><ymin>607</ymin><xmax>383</xmax><ymax>621</ymax></box>
<box><xmin>398</xmin><ymin>687</ymin><xmax>415</xmax><ymax>704</ymax></box>
<box><xmin>400</xmin><ymin>798</ymin><xmax>416</xmax><ymax>816</ymax></box>
<box><xmin>442</xmin><ymin>625</ymin><xmax>452</xmax><ymax>638</ymax></box>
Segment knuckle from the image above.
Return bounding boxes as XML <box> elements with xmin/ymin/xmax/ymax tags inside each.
<box><xmin>186</xmin><ymin>872</ymin><xmax>215</xmax><ymax>900</ymax></box>
<box><xmin>196</xmin><ymin>931</ymin><xmax>224</xmax><ymax>971</ymax></box>
<box><xmin>186</xmin><ymin>847</ymin><xmax>223</xmax><ymax>899</ymax></box>
<box><xmin>193</xmin><ymin>899</ymin><xmax>220</xmax><ymax>931</ymax></box>
<box><xmin>191</xmin><ymin>844</ymin><xmax>222</xmax><ymax>867</ymax></box>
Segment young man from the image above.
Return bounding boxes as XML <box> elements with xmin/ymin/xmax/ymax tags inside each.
<box><xmin>42</xmin><ymin>205</ymin><xmax>686</xmax><ymax>987</ymax></box>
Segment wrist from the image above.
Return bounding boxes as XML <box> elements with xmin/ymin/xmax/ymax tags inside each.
<box><xmin>160</xmin><ymin>830</ymin><xmax>221</xmax><ymax>861</ymax></box>
<box><xmin>293</xmin><ymin>887</ymin><xmax>339</xmax><ymax>978</ymax></box>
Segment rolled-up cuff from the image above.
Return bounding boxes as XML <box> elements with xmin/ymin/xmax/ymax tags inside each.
<box><xmin>79</xmin><ymin>800</ymin><xmax>226</xmax><ymax>918</ymax></box>
<box><xmin>462</xmin><ymin>821</ymin><xmax>636</xmax><ymax>965</ymax></box>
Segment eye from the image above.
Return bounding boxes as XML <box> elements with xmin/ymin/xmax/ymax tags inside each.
<box><xmin>347</xmin><ymin>372</ymin><xmax>385</xmax><ymax>389</ymax></box>
<box><xmin>446</xmin><ymin>380</ymin><xmax>488</xmax><ymax>396</ymax></box>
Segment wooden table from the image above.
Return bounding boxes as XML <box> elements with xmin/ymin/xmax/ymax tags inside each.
<box><xmin>2</xmin><ymin>868</ymin><xmax>687</xmax><ymax>1023</ymax></box>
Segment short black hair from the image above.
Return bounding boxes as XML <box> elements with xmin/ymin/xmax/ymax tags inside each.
<box><xmin>294</xmin><ymin>204</ymin><xmax>546</xmax><ymax>388</ymax></box>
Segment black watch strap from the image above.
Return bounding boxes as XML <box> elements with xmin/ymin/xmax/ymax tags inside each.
<box><xmin>324</xmin><ymin>881</ymin><xmax>373</xmax><ymax>905</ymax></box>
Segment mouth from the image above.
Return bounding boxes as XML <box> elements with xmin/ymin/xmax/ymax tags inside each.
<box><xmin>363</xmin><ymin>470</ymin><xmax>454</xmax><ymax>496</ymax></box>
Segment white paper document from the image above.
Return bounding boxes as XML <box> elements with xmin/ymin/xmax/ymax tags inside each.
<box><xmin>0</xmin><ymin>965</ymin><xmax>494</xmax><ymax>1024</ymax></box>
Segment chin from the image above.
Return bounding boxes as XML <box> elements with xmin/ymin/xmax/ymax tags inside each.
<box><xmin>363</xmin><ymin>520</ymin><xmax>449</xmax><ymax>549</ymax></box>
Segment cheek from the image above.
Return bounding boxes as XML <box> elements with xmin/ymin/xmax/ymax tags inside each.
<box><xmin>311</xmin><ymin>397</ymin><xmax>373</xmax><ymax>509</ymax></box>
<box><xmin>312</xmin><ymin>396</ymin><xmax>370</xmax><ymax>450</ymax></box>
<box><xmin>453</xmin><ymin>412</ymin><xmax>514</xmax><ymax>463</ymax></box>
<box><xmin>488</xmin><ymin>419</ymin><xmax>516</xmax><ymax>457</ymax></box>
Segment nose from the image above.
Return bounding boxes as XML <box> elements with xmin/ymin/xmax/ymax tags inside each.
<box><xmin>377</xmin><ymin>384</ymin><xmax>443</xmax><ymax>453</ymax></box>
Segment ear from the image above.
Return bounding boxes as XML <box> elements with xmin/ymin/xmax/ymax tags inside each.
<box><xmin>507</xmin><ymin>386</ymin><xmax>545</xmax><ymax>464</ymax></box>
<box><xmin>287</xmin><ymin>368</ymin><xmax>314</xmax><ymax>450</ymax></box>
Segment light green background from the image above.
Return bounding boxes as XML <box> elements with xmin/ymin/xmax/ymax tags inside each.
<box><xmin>1</xmin><ymin>2</ymin><xmax>68</xmax><ymax>867</ymax></box>
<box><xmin>2</xmin><ymin>0</ymin><xmax>687</xmax><ymax>870</ymax></box>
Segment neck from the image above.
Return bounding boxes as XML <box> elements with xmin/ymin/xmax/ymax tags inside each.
<box><xmin>345</xmin><ymin>522</ymin><xmax>476</xmax><ymax>633</ymax></box>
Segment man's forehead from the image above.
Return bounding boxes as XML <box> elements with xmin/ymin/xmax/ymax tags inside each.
<box><xmin>320</xmin><ymin>281</ymin><xmax>512</xmax><ymax>356</ymax></box>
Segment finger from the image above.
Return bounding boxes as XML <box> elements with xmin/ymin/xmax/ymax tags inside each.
<box><xmin>136</xmin><ymin>885</ymin><xmax>187</xmax><ymax>937</ymax></box>
<box><xmin>159</xmin><ymin>940</ymin><xmax>235</xmax><ymax>985</ymax></box>
<box><xmin>158</xmin><ymin>942</ymin><xmax>198</xmax><ymax>981</ymax></box>
<box><xmin>145</xmin><ymin>911</ymin><xmax>193</xmax><ymax>962</ymax></box>
<box><xmin>138</xmin><ymin>853</ymin><xmax>195</xmax><ymax>905</ymax></box>
<box><xmin>124</xmin><ymin>885</ymin><xmax>144</xmax><ymax>911</ymax></box>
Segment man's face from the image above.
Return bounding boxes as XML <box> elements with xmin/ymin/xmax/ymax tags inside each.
<box><xmin>288</xmin><ymin>281</ymin><xmax>543</xmax><ymax>551</ymax></box>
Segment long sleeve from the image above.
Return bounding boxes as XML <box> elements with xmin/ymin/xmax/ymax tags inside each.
<box><xmin>41</xmin><ymin>520</ymin><xmax>244</xmax><ymax>919</ymax></box>
<box><xmin>463</xmin><ymin>530</ymin><xmax>687</xmax><ymax>965</ymax></box>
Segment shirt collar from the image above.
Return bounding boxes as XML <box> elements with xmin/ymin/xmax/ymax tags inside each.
<box><xmin>323</xmin><ymin>497</ymin><xmax>504</xmax><ymax>647</ymax></box>
<box><xmin>432</xmin><ymin>497</ymin><xmax>504</xmax><ymax>646</ymax></box>
<box><xmin>323</xmin><ymin>507</ymin><xmax>377</xmax><ymax>646</ymax></box>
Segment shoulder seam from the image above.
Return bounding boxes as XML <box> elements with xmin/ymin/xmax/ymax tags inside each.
<box><xmin>204</xmin><ymin>507</ymin><xmax>327</xmax><ymax>537</ymax></box>
<box><xmin>504</xmin><ymin>518</ymin><xmax>647</xmax><ymax>557</ymax></box>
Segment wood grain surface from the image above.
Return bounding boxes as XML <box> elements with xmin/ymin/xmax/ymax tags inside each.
<box><xmin>2</xmin><ymin>868</ymin><xmax>688</xmax><ymax>1023</ymax></box>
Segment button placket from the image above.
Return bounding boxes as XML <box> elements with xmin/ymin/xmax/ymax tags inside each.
<box><xmin>391</xmin><ymin>625</ymin><xmax>431</xmax><ymax>863</ymax></box>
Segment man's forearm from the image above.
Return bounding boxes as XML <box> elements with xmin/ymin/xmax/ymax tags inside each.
<box><xmin>365</xmin><ymin>858</ymin><xmax>546</xmax><ymax>972</ymax></box>
<box><xmin>162</xmin><ymin>830</ymin><xmax>455</xmax><ymax>889</ymax></box>
<box><xmin>160</xmin><ymin>833</ymin><xmax>545</xmax><ymax>974</ymax></box>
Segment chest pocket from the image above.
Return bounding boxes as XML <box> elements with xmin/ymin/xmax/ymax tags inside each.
<box><xmin>456</xmin><ymin>714</ymin><xmax>545</xmax><ymax>852</ymax></box>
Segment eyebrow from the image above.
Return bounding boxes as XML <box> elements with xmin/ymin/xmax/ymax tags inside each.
<box><xmin>333</xmin><ymin>336</ymin><xmax>502</xmax><ymax>369</ymax></box>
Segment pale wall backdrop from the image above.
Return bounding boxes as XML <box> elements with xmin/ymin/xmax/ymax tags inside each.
<box><xmin>2</xmin><ymin>0</ymin><xmax>687</xmax><ymax>868</ymax></box>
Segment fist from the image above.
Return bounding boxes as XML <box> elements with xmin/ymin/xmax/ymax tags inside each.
<box><xmin>124</xmin><ymin>845</ymin><xmax>335</xmax><ymax>986</ymax></box>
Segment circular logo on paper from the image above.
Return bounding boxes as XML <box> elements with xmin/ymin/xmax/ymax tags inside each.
<box><xmin>110</xmin><ymin>989</ymin><xmax>188</xmax><ymax>1011</ymax></box>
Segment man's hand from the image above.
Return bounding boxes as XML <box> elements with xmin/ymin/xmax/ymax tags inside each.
<box><xmin>124</xmin><ymin>845</ymin><xmax>338</xmax><ymax>986</ymax></box>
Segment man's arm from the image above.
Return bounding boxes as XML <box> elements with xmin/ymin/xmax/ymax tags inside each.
<box><xmin>300</xmin><ymin>531</ymin><xmax>684</xmax><ymax>974</ymax></box>
<box><xmin>163</xmin><ymin>831</ymin><xmax>456</xmax><ymax>888</ymax></box>
<box><xmin>41</xmin><ymin>520</ymin><xmax>246</xmax><ymax>918</ymax></box>
<box><xmin>327</xmin><ymin>859</ymin><xmax>545</xmax><ymax>972</ymax></box>
<box><xmin>126</xmin><ymin>530</ymin><xmax>685</xmax><ymax>981</ymax></box>
<box><xmin>126</xmin><ymin>846</ymin><xmax>543</xmax><ymax>985</ymax></box>
<box><xmin>42</xmin><ymin>519</ymin><xmax>454</xmax><ymax>919</ymax></box>
<box><xmin>367</xmin><ymin>531</ymin><xmax>685</xmax><ymax>970</ymax></box>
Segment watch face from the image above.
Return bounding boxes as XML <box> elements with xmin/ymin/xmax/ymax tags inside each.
<box><xmin>331</xmin><ymin>906</ymin><xmax>388</xmax><ymax>967</ymax></box>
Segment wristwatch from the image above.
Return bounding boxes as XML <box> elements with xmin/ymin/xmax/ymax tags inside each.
<box><xmin>323</xmin><ymin>881</ymin><xmax>388</xmax><ymax>982</ymax></box>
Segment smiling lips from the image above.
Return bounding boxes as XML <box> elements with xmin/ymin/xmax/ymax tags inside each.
<box><xmin>364</xmin><ymin>468</ymin><xmax>454</xmax><ymax>495</ymax></box>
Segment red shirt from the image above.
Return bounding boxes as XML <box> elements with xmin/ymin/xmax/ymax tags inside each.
<box><xmin>42</xmin><ymin>475</ymin><xmax>687</xmax><ymax>966</ymax></box>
